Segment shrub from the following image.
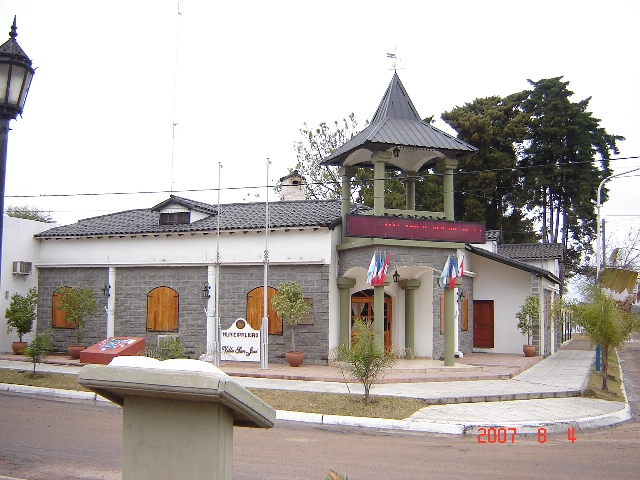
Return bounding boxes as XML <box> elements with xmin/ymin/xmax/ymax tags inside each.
<box><xmin>144</xmin><ymin>336</ymin><xmax>186</xmax><ymax>360</ymax></box>
<box><xmin>24</xmin><ymin>330</ymin><xmax>53</xmax><ymax>379</ymax></box>
<box><xmin>333</xmin><ymin>318</ymin><xmax>397</xmax><ymax>404</ymax></box>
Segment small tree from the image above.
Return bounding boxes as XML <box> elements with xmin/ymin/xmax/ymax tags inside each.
<box><xmin>271</xmin><ymin>281</ymin><xmax>310</xmax><ymax>352</ymax></box>
<box><xmin>516</xmin><ymin>294</ymin><xmax>539</xmax><ymax>345</ymax></box>
<box><xmin>572</xmin><ymin>285</ymin><xmax>638</xmax><ymax>390</ymax></box>
<box><xmin>57</xmin><ymin>287</ymin><xmax>98</xmax><ymax>345</ymax></box>
<box><xmin>5</xmin><ymin>287</ymin><xmax>38</xmax><ymax>343</ymax></box>
<box><xmin>334</xmin><ymin>318</ymin><xmax>397</xmax><ymax>404</ymax></box>
<box><xmin>23</xmin><ymin>329</ymin><xmax>53</xmax><ymax>379</ymax></box>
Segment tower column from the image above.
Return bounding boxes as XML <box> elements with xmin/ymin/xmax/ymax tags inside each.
<box><xmin>372</xmin><ymin>152</ymin><xmax>391</xmax><ymax>216</ymax></box>
<box><xmin>405</xmin><ymin>173</ymin><xmax>417</xmax><ymax>211</ymax></box>
<box><xmin>399</xmin><ymin>279</ymin><xmax>420</xmax><ymax>359</ymax></box>
<box><xmin>337</xmin><ymin>277</ymin><xmax>356</xmax><ymax>347</ymax></box>
<box><xmin>436</xmin><ymin>157</ymin><xmax>458</xmax><ymax>220</ymax></box>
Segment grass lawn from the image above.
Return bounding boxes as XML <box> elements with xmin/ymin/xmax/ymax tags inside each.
<box><xmin>582</xmin><ymin>348</ymin><xmax>625</xmax><ymax>402</ymax></box>
<box><xmin>0</xmin><ymin>368</ymin><xmax>430</xmax><ymax>420</ymax></box>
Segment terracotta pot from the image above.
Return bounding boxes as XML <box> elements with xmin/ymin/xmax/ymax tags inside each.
<box><xmin>523</xmin><ymin>344</ymin><xmax>536</xmax><ymax>357</ymax></box>
<box><xmin>67</xmin><ymin>345</ymin><xmax>85</xmax><ymax>359</ymax></box>
<box><xmin>11</xmin><ymin>341</ymin><xmax>28</xmax><ymax>355</ymax></box>
<box><xmin>285</xmin><ymin>351</ymin><xmax>304</xmax><ymax>367</ymax></box>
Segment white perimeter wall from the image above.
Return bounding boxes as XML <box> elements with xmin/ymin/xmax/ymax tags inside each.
<box><xmin>467</xmin><ymin>253</ymin><xmax>532</xmax><ymax>354</ymax></box>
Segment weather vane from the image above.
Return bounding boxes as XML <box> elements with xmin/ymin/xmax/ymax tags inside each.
<box><xmin>387</xmin><ymin>48</ymin><xmax>400</xmax><ymax>72</ymax></box>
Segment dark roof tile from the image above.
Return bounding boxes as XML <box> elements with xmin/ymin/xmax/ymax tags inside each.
<box><xmin>35</xmin><ymin>198</ymin><xmax>368</xmax><ymax>238</ymax></box>
<box><xmin>497</xmin><ymin>243</ymin><xmax>565</xmax><ymax>261</ymax></box>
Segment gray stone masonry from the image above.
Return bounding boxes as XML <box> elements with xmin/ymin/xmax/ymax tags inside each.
<box><xmin>37</xmin><ymin>267</ymin><xmax>109</xmax><ymax>352</ymax></box>
<box><xmin>38</xmin><ymin>264</ymin><xmax>330</xmax><ymax>365</ymax></box>
<box><xmin>220</xmin><ymin>264</ymin><xmax>330</xmax><ymax>365</ymax></box>
<box><xmin>115</xmin><ymin>266</ymin><xmax>206</xmax><ymax>356</ymax></box>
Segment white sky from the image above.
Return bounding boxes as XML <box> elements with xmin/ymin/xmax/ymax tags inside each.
<box><xmin>2</xmin><ymin>0</ymin><xmax>639</xmax><ymax>246</ymax></box>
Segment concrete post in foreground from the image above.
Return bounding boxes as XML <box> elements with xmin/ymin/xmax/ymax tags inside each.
<box><xmin>78</xmin><ymin>357</ymin><xmax>275</xmax><ymax>480</ymax></box>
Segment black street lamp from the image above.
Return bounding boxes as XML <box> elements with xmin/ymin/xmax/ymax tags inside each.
<box><xmin>0</xmin><ymin>17</ymin><xmax>34</xmax><ymax>279</ymax></box>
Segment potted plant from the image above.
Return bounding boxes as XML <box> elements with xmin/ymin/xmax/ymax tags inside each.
<box><xmin>516</xmin><ymin>294</ymin><xmax>539</xmax><ymax>357</ymax></box>
<box><xmin>271</xmin><ymin>281</ymin><xmax>310</xmax><ymax>367</ymax></box>
<box><xmin>5</xmin><ymin>287</ymin><xmax>38</xmax><ymax>354</ymax></box>
<box><xmin>56</xmin><ymin>287</ymin><xmax>98</xmax><ymax>359</ymax></box>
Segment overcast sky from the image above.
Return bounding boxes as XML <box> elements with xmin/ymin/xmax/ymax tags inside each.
<box><xmin>1</xmin><ymin>1</ymin><xmax>638</xmax><ymax>245</ymax></box>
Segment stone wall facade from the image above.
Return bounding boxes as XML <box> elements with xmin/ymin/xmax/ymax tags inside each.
<box><xmin>37</xmin><ymin>264</ymin><xmax>330</xmax><ymax>365</ymax></box>
<box><xmin>37</xmin><ymin>267</ymin><xmax>109</xmax><ymax>352</ymax></box>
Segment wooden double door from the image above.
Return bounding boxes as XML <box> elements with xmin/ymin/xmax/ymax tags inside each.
<box><xmin>350</xmin><ymin>289</ymin><xmax>392</xmax><ymax>351</ymax></box>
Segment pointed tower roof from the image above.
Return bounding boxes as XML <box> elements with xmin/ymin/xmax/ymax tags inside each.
<box><xmin>321</xmin><ymin>73</ymin><xmax>477</xmax><ymax>172</ymax></box>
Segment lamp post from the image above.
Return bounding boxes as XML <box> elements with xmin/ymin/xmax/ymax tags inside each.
<box><xmin>596</xmin><ymin>166</ymin><xmax>640</xmax><ymax>281</ymax></box>
<box><xmin>0</xmin><ymin>17</ymin><xmax>34</xmax><ymax>279</ymax></box>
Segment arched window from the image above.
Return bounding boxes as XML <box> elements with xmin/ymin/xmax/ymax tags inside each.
<box><xmin>246</xmin><ymin>286</ymin><xmax>281</xmax><ymax>334</ymax></box>
<box><xmin>147</xmin><ymin>287</ymin><xmax>179</xmax><ymax>332</ymax></box>
<box><xmin>52</xmin><ymin>287</ymin><xmax>74</xmax><ymax>329</ymax></box>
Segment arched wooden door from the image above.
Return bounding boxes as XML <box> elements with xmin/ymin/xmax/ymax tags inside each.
<box><xmin>52</xmin><ymin>287</ymin><xmax>73</xmax><ymax>328</ymax></box>
<box><xmin>246</xmin><ymin>286</ymin><xmax>281</xmax><ymax>334</ymax></box>
<box><xmin>350</xmin><ymin>289</ymin><xmax>392</xmax><ymax>351</ymax></box>
<box><xmin>147</xmin><ymin>287</ymin><xmax>179</xmax><ymax>332</ymax></box>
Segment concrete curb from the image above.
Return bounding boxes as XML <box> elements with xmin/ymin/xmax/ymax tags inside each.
<box><xmin>0</xmin><ymin>383</ymin><xmax>110</xmax><ymax>403</ymax></box>
<box><xmin>275</xmin><ymin>403</ymin><xmax>631</xmax><ymax>436</ymax></box>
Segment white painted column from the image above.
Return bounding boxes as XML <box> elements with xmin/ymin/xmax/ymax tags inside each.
<box><xmin>538</xmin><ymin>285</ymin><xmax>544</xmax><ymax>357</ymax></box>
<box><xmin>206</xmin><ymin>264</ymin><xmax>216</xmax><ymax>360</ymax></box>
<box><xmin>106</xmin><ymin>267</ymin><xmax>116</xmax><ymax>338</ymax></box>
<box><xmin>454</xmin><ymin>287</ymin><xmax>460</xmax><ymax>355</ymax></box>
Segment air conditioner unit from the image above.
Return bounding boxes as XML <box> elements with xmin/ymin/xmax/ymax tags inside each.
<box><xmin>12</xmin><ymin>261</ymin><xmax>32</xmax><ymax>275</ymax></box>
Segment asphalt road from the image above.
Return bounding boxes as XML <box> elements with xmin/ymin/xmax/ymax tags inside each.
<box><xmin>0</xmin><ymin>334</ymin><xmax>638</xmax><ymax>480</ymax></box>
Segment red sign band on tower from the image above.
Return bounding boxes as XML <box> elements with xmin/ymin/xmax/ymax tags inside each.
<box><xmin>345</xmin><ymin>214</ymin><xmax>485</xmax><ymax>244</ymax></box>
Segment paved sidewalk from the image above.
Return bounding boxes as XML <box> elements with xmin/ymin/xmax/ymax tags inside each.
<box><xmin>0</xmin><ymin>342</ymin><xmax>631</xmax><ymax>435</ymax></box>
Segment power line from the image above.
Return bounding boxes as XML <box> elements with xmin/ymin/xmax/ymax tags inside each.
<box><xmin>5</xmin><ymin>155</ymin><xmax>639</xmax><ymax>216</ymax></box>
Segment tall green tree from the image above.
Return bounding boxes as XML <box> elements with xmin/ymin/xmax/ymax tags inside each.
<box><xmin>442</xmin><ymin>93</ymin><xmax>537</xmax><ymax>243</ymax></box>
<box><xmin>519</xmin><ymin>77</ymin><xmax>623</xmax><ymax>270</ymax></box>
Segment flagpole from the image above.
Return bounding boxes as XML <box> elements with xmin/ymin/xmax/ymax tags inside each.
<box><xmin>213</xmin><ymin>162</ymin><xmax>222</xmax><ymax>366</ymax></box>
<box><xmin>260</xmin><ymin>158</ymin><xmax>271</xmax><ymax>370</ymax></box>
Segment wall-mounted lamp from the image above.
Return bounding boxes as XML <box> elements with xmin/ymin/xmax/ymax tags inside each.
<box><xmin>201</xmin><ymin>282</ymin><xmax>211</xmax><ymax>299</ymax></box>
<box><xmin>102</xmin><ymin>282</ymin><xmax>111</xmax><ymax>298</ymax></box>
<box><xmin>392</xmin><ymin>269</ymin><xmax>400</xmax><ymax>283</ymax></box>
<box><xmin>392</xmin><ymin>146</ymin><xmax>400</xmax><ymax>158</ymax></box>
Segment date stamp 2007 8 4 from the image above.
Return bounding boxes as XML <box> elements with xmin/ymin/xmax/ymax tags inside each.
<box><xmin>477</xmin><ymin>427</ymin><xmax>577</xmax><ymax>444</ymax></box>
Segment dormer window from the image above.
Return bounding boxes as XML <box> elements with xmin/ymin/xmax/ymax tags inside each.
<box><xmin>160</xmin><ymin>212</ymin><xmax>190</xmax><ymax>225</ymax></box>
